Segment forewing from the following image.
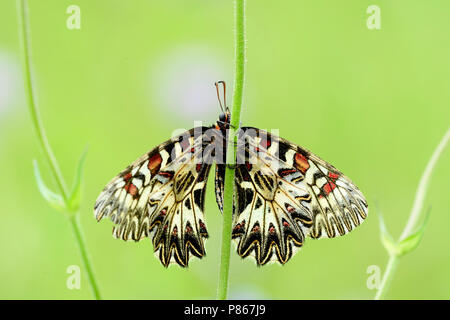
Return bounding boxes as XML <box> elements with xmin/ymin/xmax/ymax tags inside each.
<box><xmin>94</xmin><ymin>127</ymin><xmax>213</xmax><ymax>267</ymax></box>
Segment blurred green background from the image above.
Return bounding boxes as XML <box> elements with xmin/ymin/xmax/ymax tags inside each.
<box><xmin>0</xmin><ymin>0</ymin><xmax>449</xmax><ymax>299</ymax></box>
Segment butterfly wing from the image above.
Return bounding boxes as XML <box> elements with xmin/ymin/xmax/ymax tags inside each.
<box><xmin>94</xmin><ymin>127</ymin><xmax>214</xmax><ymax>267</ymax></box>
<box><xmin>215</xmin><ymin>127</ymin><xmax>368</xmax><ymax>265</ymax></box>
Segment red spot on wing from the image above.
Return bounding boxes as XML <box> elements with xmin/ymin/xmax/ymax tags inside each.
<box><xmin>123</xmin><ymin>172</ymin><xmax>132</xmax><ymax>182</ymax></box>
<box><xmin>129</xmin><ymin>184</ymin><xmax>138</xmax><ymax>196</ymax></box>
<box><xmin>284</xmin><ymin>203</ymin><xmax>296</xmax><ymax>213</ymax></box>
<box><xmin>159</xmin><ymin>171</ymin><xmax>173</xmax><ymax>179</ymax></box>
<box><xmin>233</xmin><ymin>221</ymin><xmax>245</xmax><ymax>233</ymax></box>
<box><xmin>180</xmin><ymin>138</ymin><xmax>190</xmax><ymax>152</ymax></box>
<box><xmin>148</xmin><ymin>153</ymin><xmax>162</xmax><ymax>175</ymax></box>
<box><xmin>199</xmin><ymin>220</ymin><xmax>208</xmax><ymax>236</ymax></box>
<box><xmin>245</xmin><ymin>162</ymin><xmax>252</xmax><ymax>171</ymax></box>
<box><xmin>283</xmin><ymin>221</ymin><xmax>290</xmax><ymax>228</ymax></box>
<box><xmin>294</xmin><ymin>153</ymin><xmax>310</xmax><ymax>174</ymax></box>
<box><xmin>328</xmin><ymin>172</ymin><xmax>339</xmax><ymax>180</ymax></box>
<box><xmin>124</xmin><ymin>183</ymin><xmax>139</xmax><ymax>198</ymax></box>
<box><xmin>323</xmin><ymin>181</ymin><xmax>336</xmax><ymax>195</ymax></box>
<box><xmin>255</xmin><ymin>136</ymin><xmax>271</xmax><ymax>153</ymax></box>
<box><xmin>260</xmin><ymin>136</ymin><xmax>271</xmax><ymax>149</ymax></box>
<box><xmin>268</xmin><ymin>226</ymin><xmax>276</xmax><ymax>235</ymax></box>
<box><xmin>196</xmin><ymin>163</ymin><xmax>203</xmax><ymax>172</ymax></box>
<box><xmin>279</xmin><ymin>168</ymin><xmax>296</xmax><ymax>177</ymax></box>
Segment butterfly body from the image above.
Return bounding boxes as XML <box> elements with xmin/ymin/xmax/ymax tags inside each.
<box><xmin>94</xmin><ymin>110</ymin><xmax>368</xmax><ymax>267</ymax></box>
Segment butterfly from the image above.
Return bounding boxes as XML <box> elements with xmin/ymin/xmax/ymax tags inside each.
<box><xmin>94</xmin><ymin>81</ymin><xmax>368</xmax><ymax>267</ymax></box>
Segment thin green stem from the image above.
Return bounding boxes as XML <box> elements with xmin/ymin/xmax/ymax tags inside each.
<box><xmin>69</xmin><ymin>214</ymin><xmax>101</xmax><ymax>300</ymax></box>
<box><xmin>17</xmin><ymin>0</ymin><xmax>69</xmax><ymax>201</ymax></box>
<box><xmin>398</xmin><ymin>128</ymin><xmax>450</xmax><ymax>241</ymax></box>
<box><xmin>229</xmin><ymin>0</ymin><xmax>246</xmax><ymax>130</ymax></box>
<box><xmin>374</xmin><ymin>128</ymin><xmax>449</xmax><ymax>299</ymax></box>
<box><xmin>17</xmin><ymin>0</ymin><xmax>101</xmax><ymax>299</ymax></box>
<box><xmin>374</xmin><ymin>255</ymin><xmax>399</xmax><ymax>300</ymax></box>
<box><xmin>217</xmin><ymin>0</ymin><xmax>246</xmax><ymax>300</ymax></box>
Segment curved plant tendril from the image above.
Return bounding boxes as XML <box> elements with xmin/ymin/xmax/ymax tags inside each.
<box><xmin>17</xmin><ymin>0</ymin><xmax>101</xmax><ymax>300</ymax></box>
<box><xmin>375</xmin><ymin>128</ymin><xmax>449</xmax><ymax>300</ymax></box>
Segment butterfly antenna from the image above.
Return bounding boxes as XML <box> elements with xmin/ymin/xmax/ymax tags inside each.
<box><xmin>218</xmin><ymin>80</ymin><xmax>227</xmax><ymax>110</ymax></box>
<box><xmin>215</xmin><ymin>81</ymin><xmax>226</xmax><ymax>114</ymax></box>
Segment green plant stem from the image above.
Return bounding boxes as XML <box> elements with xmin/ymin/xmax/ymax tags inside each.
<box><xmin>375</xmin><ymin>128</ymin><xmax>449</xmax><ymax>300</ymax></box>
<box><xmin>217</xmin><ymin>0</ymin><xmax>246</xmax><ymax>300</ymax></box>
<box><xmin>374</xmin><ymin>254</ymin><xmax>399</xmax><ymax>300</ymax></box>
<box><xmin>17</xmin><ymin>0</ymin><xmax>69</xmax><ymax>202</ymax></box>
<box><xmin>17</xmin><ymin>0</ymin><xmax>101</xmax><ymax>300</ymax></box>
<box><xmin>398</xmin><ymin>129</ymin><xmax>450</xmax><ymax>241</ymax></box>
<box><xmin>69</xmin><ymin>214</ymin><xmax>101</xmax><ymax>300</ymax></box>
